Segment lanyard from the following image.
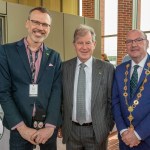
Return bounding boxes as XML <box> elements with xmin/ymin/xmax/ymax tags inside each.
<box><xmin>29</xmin><ymin>49</ymin><xmax>39</xmax><ymax>83</ymax></box>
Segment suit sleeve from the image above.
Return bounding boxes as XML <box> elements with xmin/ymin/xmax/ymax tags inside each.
<box><xmin>135</xmin><ymin>112</ymin><xmax>150</xmax><ymax>140</ymax></box>
<box><xmin>0</xmin><ymin>45</ymin><xmax>23</xmax><ymax>129</ymax></box>
<box><xmin>44</xmin><ymin>53</ymin><xmax>62</xmax><ymax>126</ymax></box>
<box><xmin>112</xmin><ymin>70</ymin><xmax>127</xmax><ymax>132</ymax></box>
<box><xmin>107</xmin><ymin>64</ymin><xmax>115</xmax><ymax>131</ymax></box>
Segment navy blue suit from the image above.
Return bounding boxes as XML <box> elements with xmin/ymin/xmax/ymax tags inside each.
<box><xmin>0</xmin><ymin>39</ymin><xmax>62</xmax><ymax>149</ymax></box>
<box><xmin>112</xmin><ymin>56</ymin><xmax>150</xmax><ymax>150</ymax></box>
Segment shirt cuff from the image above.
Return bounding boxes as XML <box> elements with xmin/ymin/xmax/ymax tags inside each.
<box><xmin>11</xmin><ymin>121</ymin><xmax>24</xmax><ymax>130</ymax></box>
<box><xmin>45</xmin><ymin>123</ymin><xmax>56</xmax><ymax>129</ymax></box>
<box><xmin>120</xmin><ymin>129</ymin><xmax>128</xmax><ymax>136</ymax></box>
<box><xmin>134</xmin><ymin>131</ymin><xmax>141</xmax><ymax>140</ymax></box>
<box><xmin>120</xmin><ymin>129</ymin><xmax>141</xmax><ymax>140</ymax></box>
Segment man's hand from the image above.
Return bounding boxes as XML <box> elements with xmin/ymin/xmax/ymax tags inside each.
<box><xmin>31</xmin><ymin>127</ymin><xmax>54</xmax><ymax>144</ymax></box>
<box><xmin>122</xmin><ymin>128</ymin><xmax>140</xmax><ymax>147</ymax></box>
<box><xmin>57</xmin><ymin>127</ymin><xmax>62</xmax><ymax>138</ymax></box>
<box><xmin>17</xmin><ymin>123</ymin><xmax>37</xmax><ymax>145</ymax></box>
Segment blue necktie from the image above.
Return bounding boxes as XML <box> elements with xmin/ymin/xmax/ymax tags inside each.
<box><xmin>130</xmin><ymin>65</ymin><xmax>139</xmax><ymax>98</ymax></box>
<box><xmin>76</xmin><ymin>63</ymin><xmax>86</xmax><ymax>125</ymax></box>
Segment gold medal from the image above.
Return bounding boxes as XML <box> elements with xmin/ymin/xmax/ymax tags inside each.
<box><xmin>130</xmin><ymin>124</ymin><xmax>134</xmax><ymax>129</ymax></box>
<box><xmin>140</xmin><ymin>86</ymin><xmax>144</xmax><ymax>91</ymax></box>
<box><xmin>134</xmin><ymin>100</ymin><xmax>139</xmax><ymax>105</ymax></box>
<box><xmin>144</xmin><ymin>78</ymin><xmax>147</xmax><ymax>83</ymax></box>
<box><xmin>128</xmin><ymin>114</ymin><xmax>134</xmax><ymax>122</ymax></box>
<box><xmin>145</xmin><ymin>70</ymin><xmax>150</xmax><ymax>75</ymax></box>
<box><xmin>147</xmin><ymin>62</ymin><xmax>150</xmax><ymax>68</ymax></box>
<box><xmin>137</xmin><ymin>93</ymin><xmax>142</xmax><ymax>98</ymax></box>
<box><xmin>128</xmin><ymin>106</ymin><xmax>133</xmax><ymax>112</ymax></box>
<box><xmin>124</xmin><ymin>86</ymin><xmax>127</xmax><ymax>90</ymax></box>
<box><xmin>123</xmin><ymin>92</ymin><xmax>128</xmax><ymax>97</ymax></box>
<box><xmin>124</xmin><ymin>78</ymin><xmax>128</xmax><ymax>83</ymax></box>
<box><xmin>125</xmin><ymin>71</ymin><xmax>128</xmax><ymax>76</ymax></box>
<box><xmin>126</xmin><ymin>64</ymin><xmax>130</xmax><ymax>68</ymax></box>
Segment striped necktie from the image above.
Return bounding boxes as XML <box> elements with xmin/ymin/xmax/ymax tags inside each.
<box><xmin>130</xmin><ymin>65</ymin><xmax>139</xmax><ymax>98</ymax></box>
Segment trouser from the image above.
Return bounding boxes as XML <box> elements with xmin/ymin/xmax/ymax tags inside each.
<box><xmin>66</xmin><ymin>122</ymin><xmax>107</xmax><ymax>150</ymax></box>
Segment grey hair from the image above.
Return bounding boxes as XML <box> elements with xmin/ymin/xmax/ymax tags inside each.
<box><xmin>28</xmin><ymin>7</ymin><xmax>52</xmax><ymax>22</ymax></box>
<box><xmin>73</xmin><ymin>24</ymin><xmax>96</xmax><ymax>43</ymax></box>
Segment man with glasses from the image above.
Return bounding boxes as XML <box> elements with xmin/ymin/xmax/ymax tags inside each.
<box><xmin>0</xmin><ymin>7</ymin><xmax>62</xmax><ymax>150</ymax></box>
<box><xmin>112</xmin><ymin>29</ymin><xmax>150</xmax><ymax>149</ymax></box>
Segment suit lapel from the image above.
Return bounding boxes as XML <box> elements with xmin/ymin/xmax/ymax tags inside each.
<box><xmin>136</xmin><ymin>56</ymin><xmax>150</xmax><ymax>91</ymax></box>
<box><xmin>91</xmin><ymin>58</ymin><xmax>103</xmax><ymax>109</ymax></box>
<box><xmin>130</xmin><ymin>55</ymin><xmax>150</xmax><ymax>98</ymax></box>
<box><xmin>17</xmin><ymin>40</ymin><xmax>31</xmax><ymax>79</ymax></box>
<box><xmin>127</xmin><ymin>61</ymin><xmax>132</xmax><ymax>99</ymax></box>
<box><xmin>67</xmin><ymin>58</ymin><xmax>76</xmax><ymax>109</ymax></box>
<box><xmin>37</xmin><ymin>46</ymin><xmax>49</xmax><ymax>83</ymax></box>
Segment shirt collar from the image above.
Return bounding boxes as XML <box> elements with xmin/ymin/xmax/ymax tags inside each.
<box><xmin>24</xmin><ymin>38</ymin><xmax>43</xmax><ymax>52</ymax></box>
<box><xmin>77</xmin><ymin>56</ymin><xmax>93</xmax><ymax>68</ymax></box>
<box><xmin>131</xmin><ymin>54</ymin><xmax>148</xmax><ymax>68</ymax></box>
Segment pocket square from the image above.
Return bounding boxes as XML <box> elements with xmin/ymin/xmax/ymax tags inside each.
<box><xmin>49</xmin><ymin>63</ymin><xmax>53</xmax><ymax>67</ymax></box>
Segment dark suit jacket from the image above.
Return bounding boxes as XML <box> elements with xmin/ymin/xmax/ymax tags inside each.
<box><xmin>0</xmin><ymin>39</ymin><xmax>62</xmax><ymax>129</ymax></box>
<box><xmin>62</xmin><ymin>57</ymin><xmax>114</xmax><ymax>144</ymax></box>
<box><xmin>112</xmin><ymin>55</ymin><xmax>150</xmax><ymax>149</ymax></box>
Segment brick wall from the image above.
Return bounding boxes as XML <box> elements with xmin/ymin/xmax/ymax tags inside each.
<box><xmin>82</xmin><ymin>0</ymin><xmax>94</xmax><ymax>18</ymax></box>
<box><xmin>117</xmin><ymin>0</ymin><xmax>133</xmax><ymax>64</ymax></box>
<box><xmin>100</xmin><ymin>0</ymin><xmax>104</xmax><ymax>53</ymax></box>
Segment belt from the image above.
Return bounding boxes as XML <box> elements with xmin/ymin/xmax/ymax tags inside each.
<box><xmin>72</xmin><ymin>121</ymin><xmax>92</xmax><ymax>126</ymax></box>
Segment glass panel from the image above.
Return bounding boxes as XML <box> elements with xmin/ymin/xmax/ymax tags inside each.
<box><xmin>104</xmin><ymin>36</ymin><xmax>117</xmax><ymax>65</ymax></box>
<box><xmin>141</xmin><ymin>0</ymin><xmax>150</xmax><ymax>31</ymax></box>
<box><xmin>146</xmin><ymin>33</ymin><xmax>150</xmax><ymax>54</ymax></box>
<box><xmin>104</xmin><ymin>0</ymin><xmax>118</xmax><ymax>35</ymax></box>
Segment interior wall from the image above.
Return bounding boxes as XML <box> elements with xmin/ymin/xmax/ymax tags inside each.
<box><xmin>44</xmin><ymin>11</ymin><xmax>64</xmax><ymax>60</ymax></box>
<box><xmin>7</xmin><ymin>2</ymin><xmax>32</xmax><ymax>42</ymax></box>
<box><xmin>85</xmin><ymin>17</ymin><xmax>101</xmax><ymax>58</ymax></box>
<box><xmin>42</xmin><ymin>0</ymin><xmax>61</xmax><ymax>12</ymax></box>
<box><xmin>63</xmin><ymin>13</ymin><xmax>84</xmax><ymax>60</ymax></box>
<box><xmin>4</xmin><ymin>0</ymin><xmax>78</xmax><ymax>15</ymax></box>
<box><xmin>62</xmin><ymin>0</ymin><xmax>79</xmax><ymax>15</ymax></box>
<box><xmin>2</xmin><ymin>1</ymin><xmax>101</xmax><ymax>61</ymax></box>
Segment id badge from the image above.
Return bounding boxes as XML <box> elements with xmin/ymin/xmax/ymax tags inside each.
<box><xmin>29</xmin><ymin>84</ymin><xmax>38</xmax><ymax>97</ymax></box>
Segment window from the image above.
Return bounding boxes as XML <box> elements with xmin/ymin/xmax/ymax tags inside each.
<box><xmin>104</xmin><ymin>0</ymin><xmax>118</xmax><ymax>65</ymax></box>
<box><xmin>140</xmin><ymin>0</ymin><xmax>150</xmax><ymax>53</ymax></box>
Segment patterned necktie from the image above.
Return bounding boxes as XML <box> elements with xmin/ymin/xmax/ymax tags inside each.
<box><xmin>130</xmin><ymin>65</ymin><xmax>139</xmax><ymax>98</ymax></box>
<box><xmin>29</xmin><ymin>49</ymin><xmax>39</xmax><ymax>83</ymax></box>
<box><xmin>76</xmin><ymin>63</ymin><xmax>86</xmax><ymax>125</ymax></box>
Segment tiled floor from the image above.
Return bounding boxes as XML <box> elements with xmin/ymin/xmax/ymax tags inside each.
<box><xmin>108</xmin><ymin>132</ymin><xmax>119</xmax><ymax>150</ymax></box>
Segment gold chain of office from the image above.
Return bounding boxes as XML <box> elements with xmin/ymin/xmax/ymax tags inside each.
<box><xmin>123</xmin><ymin>62</ymin><xmax>150</xmax><ymax>129</ymax></box>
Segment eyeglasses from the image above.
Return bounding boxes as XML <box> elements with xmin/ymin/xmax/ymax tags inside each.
<box><xmin>125</xmin><ymin>38</ymin><xmax>146</xmax><ymax>45</ymax></box>
<box><xmin>29</xmin><ymin>20</ymin><xmax>50</xmax><ymax>28</ymax></box>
